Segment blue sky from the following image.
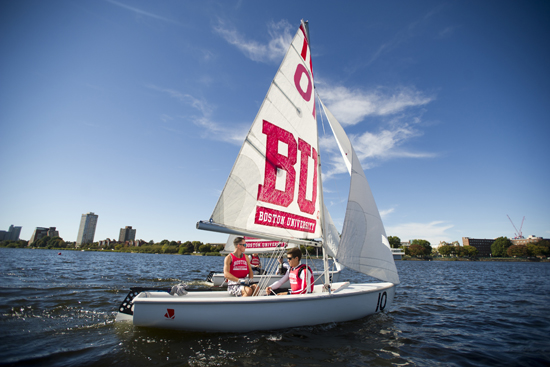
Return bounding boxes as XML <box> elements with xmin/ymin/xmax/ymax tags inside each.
<box><xmin>1</xmin><ymin>0</ymin><xmax>548</xmax><ymax>246</ymax></box>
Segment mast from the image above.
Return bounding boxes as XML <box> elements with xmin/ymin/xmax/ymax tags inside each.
<box><xmin>304</xmin><ymin>20</ymin><xmax>331</xmax><ymax>290</ymax></box>
<box><xmin>301</xmin><ymin>20</ymin><xmax>310</xmax><ymax>45</ymax></box>
<box><xmin>318</xmin><ymin>148</ymin><xmax>331</xmax><ymax>291</ymax></box>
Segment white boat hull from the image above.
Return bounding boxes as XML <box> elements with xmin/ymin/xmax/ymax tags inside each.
<box><xmin>209</xmin><ymin>270</ymin><xmax>341</xmax><ymax>288</ymax></box>
<box><xmin>116</xmin><ymin>282</ymin><xmax>395</xmax><ymax>332</ymax></box>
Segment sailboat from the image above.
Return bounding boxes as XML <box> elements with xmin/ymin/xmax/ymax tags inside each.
<box><xmin>115</xmin><ymin>20</ymin><xmax>399</xmax><ymax>332</ymax></box>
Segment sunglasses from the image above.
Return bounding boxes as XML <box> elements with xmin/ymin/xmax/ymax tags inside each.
<box><xmin>239</xmin><ymin>243</ymin><xmax>247</xmax><ymax>247</ymax></box>
<box><xmin>287</xmin><ymin>256</ymin><xmax>294</xmax><ymax>260</ymax></box>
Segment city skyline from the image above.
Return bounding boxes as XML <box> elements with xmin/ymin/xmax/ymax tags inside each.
<box><xmin>1</xmin><ymin>1</ymin><xmax>548</xmax><ymax>246</ymax></box>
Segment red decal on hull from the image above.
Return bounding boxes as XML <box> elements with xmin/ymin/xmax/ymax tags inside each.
<box><xmin>164</xmin><ymin>309</ymin><xmax>175</xmax><ymax>319</ymax></box>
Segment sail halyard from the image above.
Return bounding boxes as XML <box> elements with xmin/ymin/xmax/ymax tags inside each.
<box><xmin>199</xmin><ymin>22</ymin><xmax>322</xmax><ymax>244</ymax></box>
<box><xmin>319</xmin><ymin>100</ymin><xmax>400</xmax><ymax>285</ymax></box>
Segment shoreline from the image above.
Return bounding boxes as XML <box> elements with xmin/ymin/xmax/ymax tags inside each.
<box><xmin>2</xmin><ymin>247</ymin><xmax>549</xmax><ymax>263</ymax></box>
<box><xmin>401</xmin><ymin>256</ymin><xmax>550</xmax><ymax>262</ymax></box>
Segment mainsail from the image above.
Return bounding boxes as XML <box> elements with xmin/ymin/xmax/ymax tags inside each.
<box><xmin>320</xmin><ymin>100</ymin><xmax>400</xmax><ymax>284</ymax></box>
<box><xmin>209</xmin><ymin>21</ymin><xmax>321</xmax><ymax>242</ymax></box>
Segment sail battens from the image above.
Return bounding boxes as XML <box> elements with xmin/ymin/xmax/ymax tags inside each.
<box><xmin>244</xmin><ymin>137</ymin><xmax>267</xmax><ymax>160</ymax></box>
<box><xmin>272</xmin><ymin>80</ymin><xmax>301</xmax><ymax>116</ymax></box>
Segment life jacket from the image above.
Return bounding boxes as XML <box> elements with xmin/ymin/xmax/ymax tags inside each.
<box><xmin>289</xmin><ymin>264</ymin><xmax>314</xmax><ymax>294</ymax></box>
<box><xmin>278</xmin><ymin>263</ymin><xmax>288</xmax><ymax>275</ymax></box>
<box><xmin>250</xmin><ymin>254</ymin><xmax>261</xmax><ymax>267</ymax></box>
<box><xmin>229</xmin><ymin>253</ymin><xmax>249</xmax><ymax>279</ymax></box>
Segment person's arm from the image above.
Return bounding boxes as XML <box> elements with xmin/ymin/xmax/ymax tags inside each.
<box><xmin>223</xmin><ymin>255</ymin><xmax>239</xmax><ymax>282</ymax></box>
<box><xmin>267</xmin><ymin>270</ymin><xmax>289</xmax><ymax>292</ymax></box>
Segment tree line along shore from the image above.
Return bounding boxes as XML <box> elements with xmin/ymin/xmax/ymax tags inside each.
<box><xmin>1</xmin><ymin>235</ymin><xmax>549</xmax><ymax>260</ymax></box>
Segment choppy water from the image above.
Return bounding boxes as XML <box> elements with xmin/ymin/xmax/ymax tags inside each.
<box><xmin>0</xmin><ymin>248</ymin><xmax>549</xmax><ymax>366</ymax></box>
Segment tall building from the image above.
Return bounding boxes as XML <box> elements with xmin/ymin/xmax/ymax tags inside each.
<box><xmin>6</xmin><ymin>225</ymin><xmax>22</xmax><ymax>241</ymax></box>
<box><xmin>0</xmin><ymin>225</ymin><xmax>22</xmax><ymax>241</ymax></box>
<box><xmin>462</xmin><ymin>237</ymin><xmax>494</xmax><ymax>257</ymax></box>
<box><xmin>47</xmin><ymin>227</ymin><xmax>59</xmax><ymax>237</ymax></box>
<box><xmin>29</xmin><ymin>227</ymin><xmax>48</xmax><ymax>244</ymax></box>
<box><xmin>29</xmin><ymin>227</ymin><xmax>59</xmax><ymax>244</ymax></box>
<box><xmin>76</xmin><ymin>212</ymin><xmax>98</xmax><ymax>247</ymax></box>
<box><xmin>119</xmin><ymin>226</ymin><xmax>136</xmax><ymax>242</ymax></box>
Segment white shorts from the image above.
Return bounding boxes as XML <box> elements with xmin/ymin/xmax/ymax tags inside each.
<box><xmin>227</xmin><ymin>281</ymin><xmax>245</xmax><ymax>297</ymax></box>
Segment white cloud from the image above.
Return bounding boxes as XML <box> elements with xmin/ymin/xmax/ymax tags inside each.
<box><xmin>386</xmin><ymin>221</ymin><xmax>454</xmax><ymax>245</ymax></box>
<box><xmin>380</xmin><ymin>207</ymin><xmax>395</xmax><ymax>219</ymax></box>
<box><xmin>319</xmin><ymin>85</ymin><xmax>433</xmax><ymax>126</ymax></box>
<box><xmin>366</xmin><ymin>6</ymin><xmax>444</xmax><ymax>67</ymax></box>
<box><xmin>214</xmin><ymin>19</ymin><xmax>293</xmax><ymax>63</ymax></box>
<box><xmin>147</xmin><ymin>85</ymin><xmax>247</xmax><ymax>145</ymax></box>
<box><xmin>190</xmin><ymin>116</ymin><xmax>248</xmax><ymax>145</ymax></box>
<box><xmin>106</xmin><ymin>0</ymin><xmax>181</xmax><ymax>25</ymax></box>
<box><xmin>437</xmin><ymin>26</ymin><xmax>457</xmax><ymax>39</ymax></box>
<box><xmin>352</xmin><ymin>120</ymin><xmax>437</xmax><ymax>164</ymax></box>
<box><xmin>318</xmin><ymin>83</ymin><xmax>436</xmax><ymax>178</ymax></box>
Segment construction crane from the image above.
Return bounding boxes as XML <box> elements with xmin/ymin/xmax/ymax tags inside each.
<box><xmin>507</xmin><ymin>215</ymin><xmax>525</xmax><ymax>239</ymax></box>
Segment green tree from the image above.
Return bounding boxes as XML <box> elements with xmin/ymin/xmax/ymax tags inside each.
<box><xmin>48</xmin><ymin>236</ymin><xmax>65</xmax><ymax>248</ymax></box>
<box><xmin>305</xmin><ymin>246</ymin><xmax>317</xmax><ymax>255</ymax></box>
<box><xmin>410</xmin><ymin>239</ymin><xmax>432</xmax><ymax>254</ymax></box>
<box><xmin>528</xmin><ymin>244</ymin><xmax>549</xmax><ymax>257</ymax></box>
<box><xmin>183</xmin><ymin>241</ymin><xmax>195</xmax><ymax>253</ymax></box>
<box><xmin>162</xmin><ymin>242</ymin><xmax>178</xmax><ymax>254</ymax></box>
<box><xmin>198</xmin><ymin>244</ymin><xmax>212</xmax><ymax>254</ymax></box>
<box><xmin>388</xmin><ymin>236</ymin><xmax>401</xmax><ymax>249</ymax></box>
<box><xmin>507</xmin><ymin>245</ymin><xmax>528</xmax><ymax>257</ymax></box>
<box><xmin>192</xmin><ymin>241</ymin><xmax>203</xmax><ymax>252</ymax></box>
<box><xmin>406</xmin><ymin>244</ymin><xmax>426</xmax><ymax>257</ymax></box>
<box><xmin>491</xmin><ymin>237</ymin><xmax>512</xmax><ymax>257</ymax></box>
<box><xmin>439</xmin><ymin>245</ymin><xmax>453</xmax><ymax>256</ymax></box>
<box><xmin>35</xmin><ymin>236</ymin><xmax>51</xmax><ymax>248</ymax></box>
<box><xmin>463</xmin><ymin>246</ymin><xmax>478</xmax><ymax>257</ymax></box>
<box><xmin>536</xmin><ymin>240</ymin><xmax>550</xmax><ymax>256</ymax></box>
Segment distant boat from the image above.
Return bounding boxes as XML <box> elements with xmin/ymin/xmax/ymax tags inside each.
<box><xmin>116</xmin><ymin>20</ymin><xmax>399</xmax><ymax>332</ymax></box>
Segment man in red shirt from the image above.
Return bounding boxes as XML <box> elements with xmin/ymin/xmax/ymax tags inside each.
<box><xmin>223</xmin><ymin>237</ymin><xmax>257</xmax><ymax>297</ymax></box>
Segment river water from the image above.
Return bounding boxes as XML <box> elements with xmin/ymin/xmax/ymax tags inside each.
<box><xmin>0</xmin><ymin>248</ymin><xmax>549</xmax><ymax>366</ymax></box>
